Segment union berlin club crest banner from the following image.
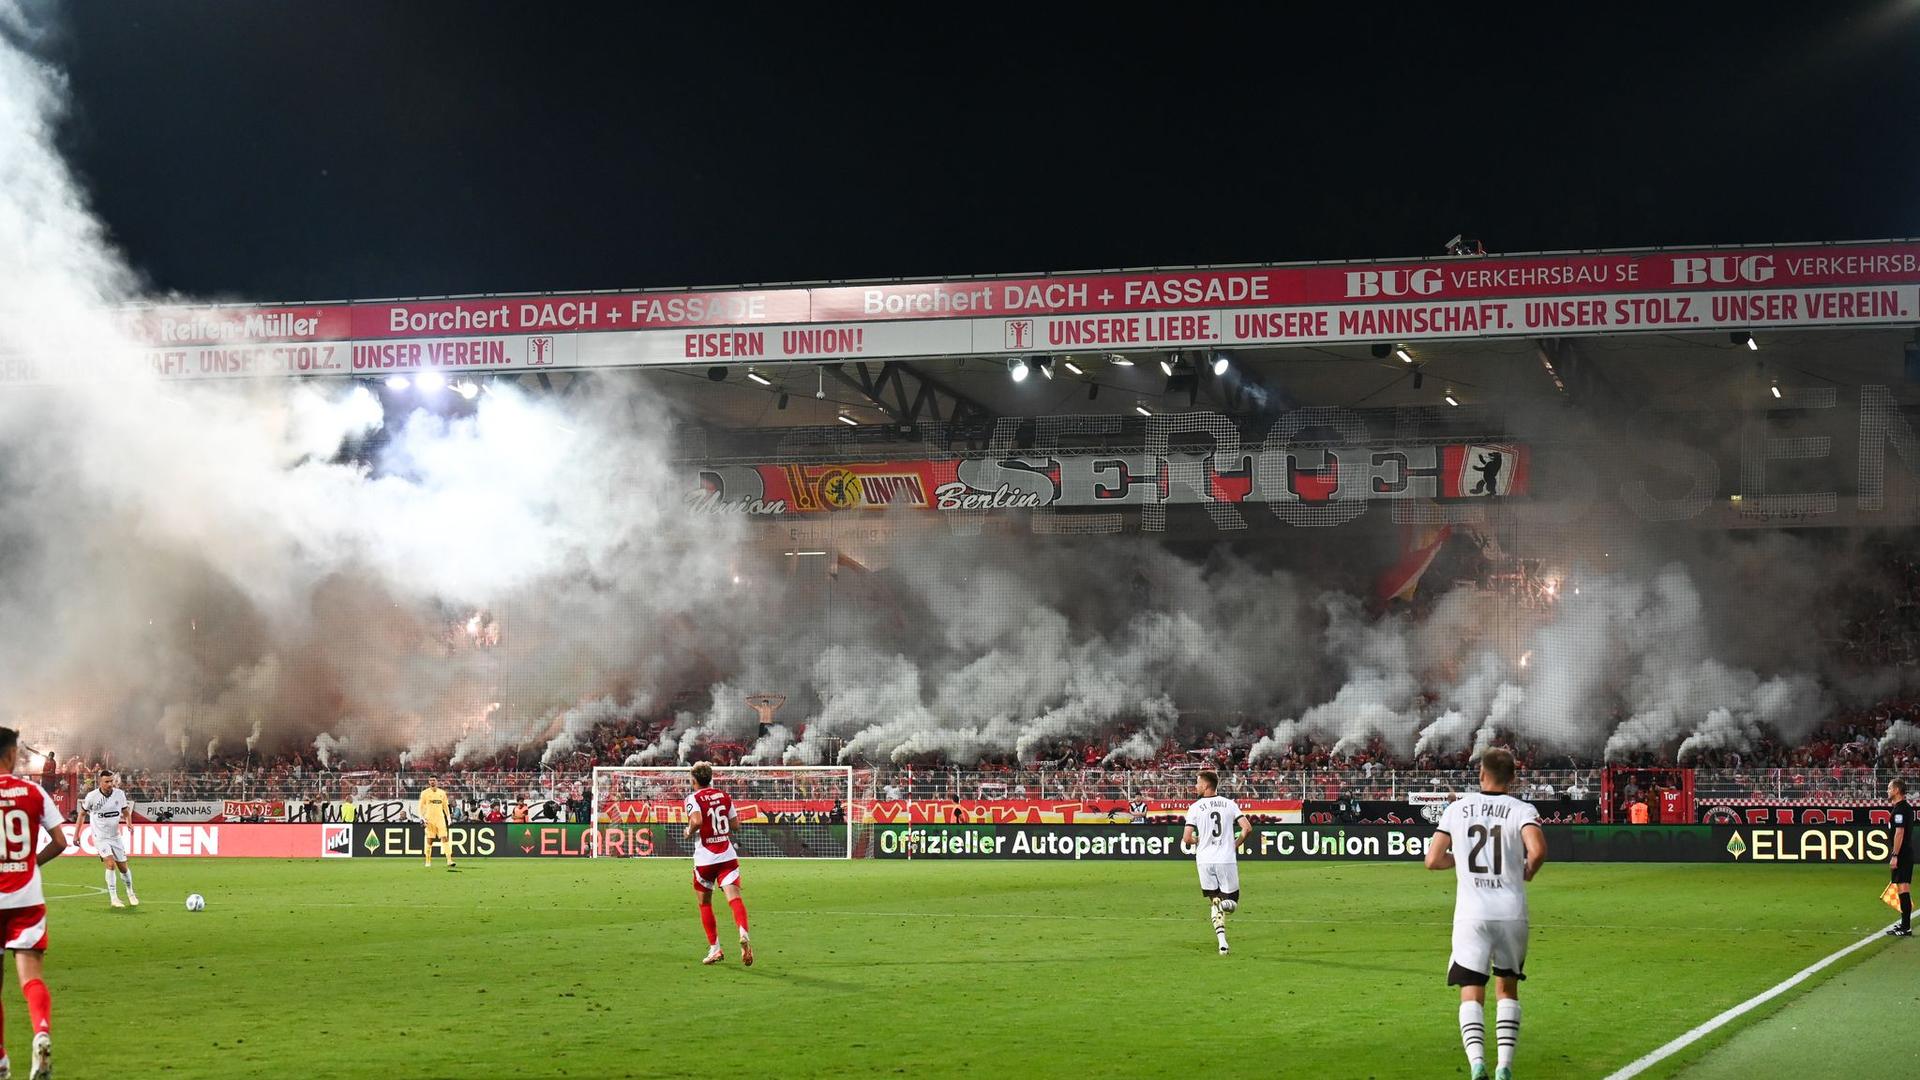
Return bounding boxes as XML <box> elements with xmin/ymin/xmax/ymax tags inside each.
<box><xmin>688</xmin><ymin>443</ymin><xmax>1528</xmax><ymax>516</ymax></box>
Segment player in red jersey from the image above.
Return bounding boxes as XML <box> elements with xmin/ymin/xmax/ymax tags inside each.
<box><xmin>0</xmin><ymin>728</ymin><xmax>67</xmax><ymax>1080</ymax></box>
<box><xmin>683</xmin><ymin>762</ymin><xmax>752</xmax><ymax>967</ymax></box>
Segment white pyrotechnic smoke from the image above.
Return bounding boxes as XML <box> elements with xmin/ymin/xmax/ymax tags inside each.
<box><xmin>0</xmin><ymin>10</ymin><xmax>746</xmax><ymax>766</ymax></box>
<box><xmin>1880</xmin><ymin>720</ymin><xmax>1920</xmax><ymax>756</ymax></box>
<box><xmin>313</xmin><ymin>734</ymin><xmax>349</xmax><ymax>770</ymax></box>
<box><xmin>0</xmin><ymin>9</ymin><xmax>1876</xmax><ymax>775</ymax></box>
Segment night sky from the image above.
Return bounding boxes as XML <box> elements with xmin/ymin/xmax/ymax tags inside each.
<box><xmin>42</xmin><ymin>3</ymin><xmax>1920</xmax><ymax>301</ymax></box>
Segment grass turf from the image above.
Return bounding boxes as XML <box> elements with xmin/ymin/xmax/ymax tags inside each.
<box><xmin>16</xmin><ymin>857</ymin><xmax>1895</xmax><ymax>1078</ymax></box>
<box><xmin>1661</xmin><ymin>935</ymin><xmax>1919</xmax><ymax>1079</ymax></box>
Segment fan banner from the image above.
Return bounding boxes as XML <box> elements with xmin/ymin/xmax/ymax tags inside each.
<box><xmin>860</xmin><ymin>798</ymin><xmax>1301</xmax><ymax>825</ymax></box>
<box><xmin>690</xmin><ymin>442</ymin><xmax>1534</xmax><ymax>517</ymax></box>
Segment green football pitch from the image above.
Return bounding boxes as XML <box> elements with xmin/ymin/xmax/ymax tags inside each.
<box><xmin>17</xmin><ymin>857</ymin><xmax>1905</xmax><ymax>1078</ymax></box>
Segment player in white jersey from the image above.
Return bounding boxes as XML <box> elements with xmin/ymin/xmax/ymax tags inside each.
<box><xmin>80</xmin><ymin>771</ymin><xmax>136</xmax><ymax>908</ymax></box>
<box><xmin>1182</xmin><ymin>769</ymin><xmax>1250</xmax><ymax>955</ymax></box>
<box><xmin>1425</xmin><ymin>748</ymin><xmax>1547</xmax><ymax>1080</ymax></box>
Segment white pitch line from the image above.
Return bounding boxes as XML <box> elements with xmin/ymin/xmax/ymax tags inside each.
<box><xmin>760</xmin><ymin>910</ymin><xmax>1876</xmax><ymax>936</ymax></box>
<box><xmin>265</xmin><ymin>900</ymin><xmax>1878</xmax><ymax>938</ymax></box>
<box><xmin>1601</xmin><ymin>921</ymin><xmax>1895</xmax><ymax>1079</ymax></box>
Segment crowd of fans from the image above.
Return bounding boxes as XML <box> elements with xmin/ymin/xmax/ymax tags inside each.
<box><xmin>1834</xmin><ymin>539</ymin><xmax>1920</xmax><ymax>669</ymax></box>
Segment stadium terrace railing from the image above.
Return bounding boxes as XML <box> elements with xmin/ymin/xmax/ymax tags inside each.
<box><xmin>91</xmin><ymin>766</ymin><xmax>1902</xmax><ymax>819</ymax></box>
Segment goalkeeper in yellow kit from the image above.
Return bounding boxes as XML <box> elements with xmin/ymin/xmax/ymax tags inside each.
<box><xmin>418</xmin><ymin>776</ymin><xmax>455</xmax><ymax>868</ymax></box>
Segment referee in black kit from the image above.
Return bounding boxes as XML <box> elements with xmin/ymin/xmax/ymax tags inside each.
<box><xmin>1889</xmin><ymin>778</ymin><xmax>1913</xmax><ymax>938</ymax></box>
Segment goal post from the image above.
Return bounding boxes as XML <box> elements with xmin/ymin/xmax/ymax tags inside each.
<box><xmin>589</xmin><ymin>765</ymin><xmax>854</xmax><ymax>860</ymax></box>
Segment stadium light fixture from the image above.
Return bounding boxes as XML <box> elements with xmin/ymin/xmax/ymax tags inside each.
<box><xmin>384</xmin><ymin>375</ymin><xmax>410</xmax><ymax>391</ymax></box>
<box><xmin>1134</xmin><ymin>402</ymin><xmax>1152</xmax><ymax>417</ymax></box>
<box><xmin>1009</xmin><ymin>357</ymin><xmax>1030</xmax><ymax>383</ymax></box>
<box><xmin>1107</xmin><ymin>354</ymin><xmax>1134</xmax><ymax>366</ymax></box>
<box><xmin>1412</xmin><ymin>367</ymin><xmax>1425</xmax><ymax>390</ymax></box>
<box><xmin>746</xmin><ymin>369</ymin><xmax>773</xmax><ymax>387</ymax></box>
<box><xmin>1063</xmin><ymin>358</ymin><xmax>1085</xmax><ymax>376</ymax></box>
<box><xmin>1395</xmin><ymin>346</ymin><xmax>1414</xmax><ymax>364</ymax></box>
<box><xmin>776</xmin><ymin>392</ymin><xmax>789</xmax><ymax>410</ymax></box>
<box><xmin>706</xmin><ymin>366</ymin><xmax>729</xmax><ymax>382</ymax></box>
<box><xmin>1087</xmin><ymin>382</ymin><xmax>1100</xmax><ymax>400</ymax></box>
<box><xmin>417</xmin><ymin>370</ymin><xmax>446</xmax><ymax>393</ymax></box>
<box><xmin>837</xmin><ymin>413</ymin><xmax>859</xmax><ymax>426</ymax></box>
<box><xmin>1732</xmin><ymin>331</ymin><xmax>1758</xmax><ymax>351</ymax></box>
<box><xmin>1038</xmin><ymin>356</ymin><xmax>1056</xmax><ymax>380</ymax></box>
<box><xmin>453</xmin><ymin>380</ymin><xmax>479</xmax><ymax>400</ymax></box>
<box><xmin>1211</xmin><ymin>353</ymin><xmax>1230</xmax><ymax>376</ymax></box>
<box><xmin>1444</xmin><ymin>390</ymin><xmax>1460</xmax><ymax>406</ymax></box>
<box><xmin>1159</xmin><ymin>356</ymin><xmax>1176</xmax><ymax>377</ymax></box>
<box><xmin>1771</xmin><ymin>381</ymin><xmax>1782</xmax><ymax>399</ymax></box>
<box><xmin>1370</xmin><ymin>344</ymin><xmax>1391</xmax><ymax>359</ymax></box>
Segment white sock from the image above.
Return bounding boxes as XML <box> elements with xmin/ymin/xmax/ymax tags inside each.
<box><xmin>1209</xmin><ymin>902</ymin><xmax>1227</xmax><ymax>943</ymax></box>
<box><xmin>1496</xmin><ymin>999</ymin><xmax>1521</xmax><ymax>1070</ymax></box>
<box><xmin>120</xmin><ymin>868</ymin><xmax>133</xmax><ymax>890</ymax></box>
<box><xmin>104</xmin><ymin>867</ymin><xmax>118</xmax><ymax>899</ymax></box>
<box><xmin>1459</xmin><ymin>1001</ymin><xmax>1485</xmax><ymax>1068</ymax></box>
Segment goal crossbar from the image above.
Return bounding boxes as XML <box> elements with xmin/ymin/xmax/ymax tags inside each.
<box><xmin>590</xmin><ymin>765</ymin><xmax>854</xmax><ymax>860</ymax></box>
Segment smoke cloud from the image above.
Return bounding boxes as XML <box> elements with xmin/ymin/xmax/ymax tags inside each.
<box><xmin>0</xmin><ymin>11</ymin><xmax>1896</xmax><ymax>776</ymax></box>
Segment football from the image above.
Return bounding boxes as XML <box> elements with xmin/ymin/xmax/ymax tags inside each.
<box><xmin>185</xmin><ymin>893</ymin><xmax>206</xmax><ymax>912</ymax></box>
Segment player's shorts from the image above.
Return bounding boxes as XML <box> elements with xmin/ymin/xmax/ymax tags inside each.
<box><xmin>1448</xmin><ymin>918</ymin><xmax>1528</xmax><ymax>985</ymax></box>
<box><xmin>0</xmin><ymin>906</ymin><xmax>47</xmax><ymax>952</ymax></box>
<box><xmin>96</xmin><ymin>836</ymin><xmax>127</xmax><ymax>863</ymax></box>
<box><xmin>1197</xmin><ymin>862</ymin><xmax>1240</xmax><ymax>900</ymax></box>
<box><xmin>1893</xmin><ymin>856</ymin><xmax>1913</xmax><ymax>885</ymax></box>
<box><xmin>693</xmin><ymin>859</ymin><xmax>741</xmax><ymax>893</ymax></box>
<box><xmin>424</xmin><ymin>822</ymin><xmax>449</xmax><ymax>840</ymax></box>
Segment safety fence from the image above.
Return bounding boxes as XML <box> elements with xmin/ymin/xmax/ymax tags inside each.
<box><xmin>61</xmin><ymin>766</ymin><xmax>1905</xmax><ymax>827</ymax></box>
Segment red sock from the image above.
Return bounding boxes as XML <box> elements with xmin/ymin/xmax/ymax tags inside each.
<box><xmin>728</xmin><ymin>896</ymin><xmax>749</xmax><ymax>934</ymax></box>
<box><xmin>21</xmin><ymin>979</ymin><xmax>47</xmax><ymax>1036</ymax></box>
<box><xmin>698</xmin><ymin>903</ymin><xmax>718</xmax><ymax>946</ymax></box>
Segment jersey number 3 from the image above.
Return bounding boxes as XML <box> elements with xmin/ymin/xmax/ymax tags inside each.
<box><xmin>1466</xmin><ymin>824</ymin><xmax>1504</xmax><ymax>876</ymax></box>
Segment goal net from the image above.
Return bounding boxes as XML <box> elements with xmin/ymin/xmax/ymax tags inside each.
<box><xmin>589</xmin><ymin>765</ymin><xmax>854</xmax><ymax>859</ymax></box>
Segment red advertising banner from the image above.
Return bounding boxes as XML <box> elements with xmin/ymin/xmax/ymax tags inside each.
<box><xmin>118</xmin><ymin>241</ymin><xmax>1920</xmax><ymax>342</ymax></box>
<box><xmin>600</xmin><ymin>800</ymin><xmax>838</xmax><ymax>823</ymax></box>
<box><xmin>58</xmin><ymin>823</ymin><xmax>334</xmax><ymax>858</ymax></box>
<box><xmin>811</xmin><ymin>245</ymin><xmax>1920</xmax><ymax>321</ymax></box>
<box><xmin>222</xmin><ymin>799</ymin><xmax>288</xmax><ymax>821</ymax></box>
<box><xmin>27</xmin><ymin>240</ymin><xmax>1901</xmax><ymax>386</ymax></box>
<box><xmin>1696</xmin><ymin>802</ymin><xmax>1896</xmax><ymax>826</ymax></box>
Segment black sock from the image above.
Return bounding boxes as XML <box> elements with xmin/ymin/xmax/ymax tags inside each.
<box><xmin>1901</xmin><ymin>893</ymin><xmax>1911</xmax><ymax>931</ymax></box>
